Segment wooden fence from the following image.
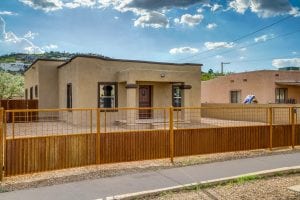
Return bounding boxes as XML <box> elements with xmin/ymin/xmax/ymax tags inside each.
<box><xmin>0</xmin><ymin>100</ymin><xmax>38</xmax><ymax>123</ymax></box>
<box><xmin>0</xmin><ymin>106</ymin><xmax>299</xmax><ymax>179</ymax></box>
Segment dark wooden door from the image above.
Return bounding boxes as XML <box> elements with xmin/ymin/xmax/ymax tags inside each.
<box><xmin>139</xmin><ymin>85</ymin><xmax>152</xmax><ymax>119</ymax></box>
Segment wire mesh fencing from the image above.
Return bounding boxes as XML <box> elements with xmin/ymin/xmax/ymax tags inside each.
<box><xmin>3</xmin><ymin>106</ymin><xmax>297</xmax><ymax>138</ymax></box>
<box><xmin>1</xmin><ymin>106</ymin><xmax>299</xmax><ymax>178</ymax></box>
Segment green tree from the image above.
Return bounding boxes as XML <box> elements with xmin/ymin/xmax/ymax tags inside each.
<box><xmin>0</xmin><ymin>72</ymin><xmax>24</xmax><ymax>99</ymax></box>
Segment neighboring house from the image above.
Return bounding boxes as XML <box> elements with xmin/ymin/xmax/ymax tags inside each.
<box><xmin>202</xmin><ymin>70</ymin><xmax>300</xmax><ymax>104</ymax></box>
<box><xmin>24</xmin><ymin>56</ymin><xmax>202</xmax><ymax>121</ymax></box>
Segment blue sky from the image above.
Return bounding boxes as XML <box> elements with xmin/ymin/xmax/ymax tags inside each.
<box><xmin>0</xmin><ymin>0</ymin><xmax>300</xmax><ymax>72</ymax></box>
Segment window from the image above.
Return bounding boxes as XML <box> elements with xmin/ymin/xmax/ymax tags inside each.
<box><xmin>67</xmin><ymin>83</ymin><xmax>72</xmax><ymax>108</ymax></box>
<box><xmin>25</xmin><ymin>89</ymin><xmax>28</xmax><ymax>100</ymax></box>
<box><xmin>275</xmin><ymin>88</ymin><xmax>287</xmax><ymax>104</ymax></box>
<box><xmin>98</xmin><ymin>82</ymin><xmax>117</xmax><ymax>108</ymax></box>
<box><xmin>172</xmin><ymin>84</ymin><xmax>183</xmax><ymax>107</ymax></box>
<box><xmin>30</xmin><ymin>87</ymin><xmax>33</xmax><ymax>100</ymax></box>
<box><xmin>230</xmin><ymin>90</ymin><xmax>241</xmax><ymax>103</ymax></box>
<box><xmin>35</xmin><ymin>85</ymin><xmax>38</xmax><ymax>98</ymax></box>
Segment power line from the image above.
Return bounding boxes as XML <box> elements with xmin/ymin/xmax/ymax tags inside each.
<box><xmin>226</xmin><ymin>55</ymin><xmax>297</xmax><ymax>64</ymax></box>
<box><xmin>189</xmin><ymin>28</ymin><xmax>300</xmax><ymax>62</ymax></box>
<box><xmin>176</xmin><ymin>15</ymin><xmax>293</xmax><ymax>62</ymax></box>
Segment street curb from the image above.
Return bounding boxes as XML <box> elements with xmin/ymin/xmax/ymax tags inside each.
<box><xmin>106</xmin><ymin>165</ymin><xmax>300</xmax><ymax>200</ymax></box>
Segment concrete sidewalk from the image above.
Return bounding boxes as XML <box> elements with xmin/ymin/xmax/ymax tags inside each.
<box><xmin>0</xmin><ymin>152</ymin><xmax>300</xmax><ymax>200</ymax></box>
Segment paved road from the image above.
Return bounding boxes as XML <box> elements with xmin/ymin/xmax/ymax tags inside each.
<box><xmin>1</xmin><ymin>152</ymin><xmax>300</xmax><ymax>200</ymax></box>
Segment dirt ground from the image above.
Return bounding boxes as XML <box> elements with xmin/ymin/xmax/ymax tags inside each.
<box><xmin>144</xmin><ymin>173</ymin><xmax>300</xmax><ymax>200</ymax></box>
<box><xmin>0</xmin><ymin>147</ymin><xmax>299</xmax><ymax>192</ymax></box>
<box><xmin>5</xmin><ymin>117</ymin><xmax>267</xmax><ymax>138</ymax></box>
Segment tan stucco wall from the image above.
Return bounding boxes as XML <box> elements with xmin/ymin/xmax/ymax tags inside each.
<box><xmin>39</xmin><ymin>61</ymin><xmax>64</xmax><ymax>109</ymax></box>
<box><xmin>202</xmin><ymin>70</ymin><xmax>300</xmax><ymax>104</ymax></box>
<box><xmin>24</xmin><ymin>64</ymin><xmax>39</xmax><ymax>100</ymax></box>
<box><xmin>58</xmin><ymin>57</ymin><xmax>201</xmax><ymax>109</ymax></box>
<box><xmin>202</xmin><ymin>103</ymin><xmax>297</xmax><ymax>124</ymax></box>
<box><xmin>24</xmin><ymin>60</ymin><xmax>64</xmax><ymax>108</ymax></box>
<box><xmin>58</xmin><ymin>60</ymin><xmax>79</xmax><ymax>108</ymax></box>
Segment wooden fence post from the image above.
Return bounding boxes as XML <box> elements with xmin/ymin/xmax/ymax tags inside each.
<box><xmin>269</xmin><ymin>107</ymin><xmax>273</xmax><ymax>151</ymax></box>
<box><xmin>0</xmin><ymin>108</ymin><xmax>4</xmax><ymax>181</ymax></box>
<box><xmin>291</xmin><ymin>107</ymin><xmax>295</xmax><ymax>149</ymax></box>
<box><xmin>90</xmin><ymin>109</ymin><xmax>93</xmax><ymax>134</ymax></box>
<box><xmin>96</xmin><ymin>109</ymin><xmax>101</xmax><ymax>164</ymax></box>
<box><xmin>169</xmin><ymin>107</ymin><xmax>174</xmax><ymax>164</ymax></box>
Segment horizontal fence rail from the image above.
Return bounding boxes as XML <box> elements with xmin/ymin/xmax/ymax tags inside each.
<box><xmin>1</xmin><ymin>106</ymin><xmax>299</xmax><ymax>178</ymax></box>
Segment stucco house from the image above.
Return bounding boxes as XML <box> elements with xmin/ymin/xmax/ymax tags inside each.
<box><xmin>202</xmin><ymin>70</ymin><xmax>300</xmax><ymax>104</ymax></box>
<box><xmin>24</xmin><ymin>59</ymin><xmax>65</xmax><ymax>109</ymax></box>
<box><xmin>25</xmin><ymin>55</ymin><xmax>202</xmax><ymax>122</ymax></box>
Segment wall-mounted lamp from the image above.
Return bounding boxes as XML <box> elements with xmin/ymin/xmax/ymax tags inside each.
<box><xmin>160</xmin><ymin>73</ymin><xmax>165</xmax><ymax>78</ymax></box>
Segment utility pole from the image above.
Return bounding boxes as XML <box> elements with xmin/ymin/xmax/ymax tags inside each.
<box><xmin>221</xmin><ymin>62</ymin><xmax>230</xmax><ymax>75</ymax></box>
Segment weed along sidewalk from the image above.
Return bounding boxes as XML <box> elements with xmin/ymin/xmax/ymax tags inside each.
<box><xmin>141</xmin><ymin>172</ymin><xmax>300</xmax><ymax>200</ymax></box>
<box><xmin>0</xmin><ymin>152</ymin><xmax>300</xmax><ymax>200</ymax></box>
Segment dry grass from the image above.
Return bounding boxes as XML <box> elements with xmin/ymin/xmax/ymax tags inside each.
<box><xmin>1</xmin><ymin>147</ymin><xmax>299</xmax><ymax>192</ymax></box>
<box><xmin>144</xmin><ymin>173</ymin><xmax>300</xmax><ymax>200</ymax></box>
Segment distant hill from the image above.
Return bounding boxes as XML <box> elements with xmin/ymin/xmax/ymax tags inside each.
<box><xmin>0</xmin><ymin>51</ymin><xmax>108</xmax><ymax>74</ymax></box>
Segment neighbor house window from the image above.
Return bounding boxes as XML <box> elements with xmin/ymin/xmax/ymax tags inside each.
<box><xmin>25</xmin><ymin>89</ymin><xmax>28</xmax><ymax>100</ymax></box>
<box><xmin>275</xmin><ymin>88</ymin><xmax>287</xmax><ymax>104</ymax></box>
<box><xmin>67</xmin><ymin>83</ymin><xmax>72</xmax><ymax>108</ymax></box>
<box><xmin>30</xmin><ymin>87</ymin><xmax>33</xmax><ymax>100</ymax></box>
<box><xmin>172</xmin><ymin>85</ymin><xmax>183</xmax><ymax>107</ymax></box>
<box><xmin>35</xmin><ymin>85</ymin><xmax>38</xmax><ymax>98</ymax></box>
<box><xmin>98</xmin><ymin>82</ymin><xmax>117</xmax><ymax>108</ymax></box>
<box><xmin>230</xmin><ymin>90</ymin><xmax>241</xmax><ymax>103</ymax></box>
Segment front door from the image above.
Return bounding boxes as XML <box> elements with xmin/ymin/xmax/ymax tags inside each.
<box><xmin>139</xmin><ymin>85</ymin><xmax>152</xmax><ymax>119</ymax></box>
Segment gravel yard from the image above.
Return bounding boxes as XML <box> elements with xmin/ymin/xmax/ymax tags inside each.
<box><xmin>0</xmin><ymin>147</ymin><xmax>299</xmax><ymax>192</ymax></box>
<box><xmin>144</xmin><ymin>173</ymin><xmax>300</xmax><ymax>200</ymax></box>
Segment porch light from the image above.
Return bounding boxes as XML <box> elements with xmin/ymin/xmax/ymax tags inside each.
<box><xmin>160</xmin><ymin>73</ymin><xmax>166</xmax><ymax>78</ymax></box>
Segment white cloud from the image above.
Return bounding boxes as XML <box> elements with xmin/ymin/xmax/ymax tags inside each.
<box><xmin>197</xmin><ymin>8</ymin><xmax>204</xmax><ymax>13</ymax></box>
<box><xmin>19</xmin><ymin>0</ymin><xmax>64</xmax><ymax>12</ymax></box>
<box><xmin>239</xmin><ymin>47</ymin><xmax>247</xmax><ymax>51</ymax></box>
<box><xmin>292</xmin><ymin>51</ymin><xmax>297</xmax><ymax>55</ymax></box>
<box><xmin>0</xmin><ymin>11</ymin><xmax>18</xmax><ymax>16</ymax></box>
<box><xmin>43</xmin><ymin>44</ymin><xmax>58</xmax><ymax>50</ymax></box>
<box><xmin>174</xmin><ymin>14</ymin><xmax>204</xmax><ymax>27</ymax></box>
<box><xmin>240</xmin><ymin>56</ymin><xmax>245</xmax><ymax>60</ymax></box>
<box><xmin>19</xmin><ymin>0</ymin><xmax>97</xmax><ymax>11</ymax></box>
<box><xmin>24</xmin><ymin>31</ymin><xmax>38</xmax><ymax>40</ymax></box>
<box><xmin>254</xmin><ymin>34</ymin><xmax>274</xmax><ymax>42</ymax></box>
<box><xmin>211</xmin><ymin>4</ymin><xmax>222</xmax><ymax>12</ymax></box>
<box><xmin>204</xmin><ymin>42</ymin><xmax>235</xmax><ymax>50</ymax></box>
<box><xmin>134</xmin><ymin>11</ymin><xmax>168</xmax><ymax>28</ymax></box>
<box><xmin>229</xmin><ymin>0</ymin><xmax>250</xmax><ymax>14</ymax></box>
<box><xmin>215</xmin><ymin>55</ymin><xmax>223</xmax><ymax>59</ymax></box>
<box><xmin>272</xmin><ymin>58</ymin><xmax>300</xmax><ymax>68</ymax></box>
<box><xmin>206</xmin><ymin>23</ymin><xmax>217</xmax><ymax>30</ymax></box>
<box><xmin>100</xmin><ymin>0</ymin><xmax>208</xmax><ymax>11</ymax></box>
<box><xmin>229</xmin><ymin>0</ymin><xmax>300</xmax><ymax>18</ymax></box>
<box><xmin>114</xmin><ymin>16</ymin><xmax>119</xmax><ymax>20</ymax></box>
<box><xmin>0</xmin><ymin>16</ymin><xmax>44</xmax><ymax>54</ymax></box>
<box><xmin>169</xmin><ymin>47</ymin><xmax>199</xmax><ymax>55</ymax></box>
<box><xmin>18</xmin><ymin>0</ymin><xmax>211</xmax><ymax>28</ymax></box>
<box><xmin>64</xmin><ymin>0</ymin><xmax>96</xmax><ymax>9</ymax></box>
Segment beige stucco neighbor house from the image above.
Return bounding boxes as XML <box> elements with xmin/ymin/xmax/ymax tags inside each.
<box><xmin>202</xmin><ymin>70</ymin><xmax>300</xmax><ymax>104</ymax></box>
<box><xmin>25</xmin><ymin>56</ymin><xmax>202</xmax><ymax>123</ymax></box>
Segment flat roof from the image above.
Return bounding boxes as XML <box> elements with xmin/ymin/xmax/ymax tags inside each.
<box><xmin>24</xmin><ymin>58</ymin><xmax>65</xmax><ymax>73</ymax></box>
<box><xmin>57</xmin><ymin>55</ymin><xmax>202</xmax><ymax>69</ymax></box>
<box><xmin>275</xmin><ymin>81</ymin><xmax>300</xmax><ymax>86</ymax></box>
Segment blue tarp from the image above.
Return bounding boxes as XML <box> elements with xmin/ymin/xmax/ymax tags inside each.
<box><xmin>243</xmin><ymin>95</ymin><xmax>256</xmax><ymax>104</ymax></box>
